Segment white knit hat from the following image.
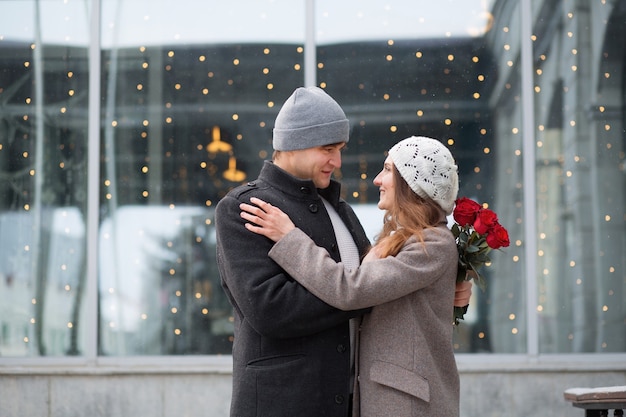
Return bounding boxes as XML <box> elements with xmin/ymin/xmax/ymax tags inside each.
<box><xmin>273</xmin><ymin>87</ymin><xmax>350</xmax><ymax>151</ymax></box>
<box><xmin>388</xmin><ymin>136</ymin><xmax>459</xmax><ymax>215</ymax></box>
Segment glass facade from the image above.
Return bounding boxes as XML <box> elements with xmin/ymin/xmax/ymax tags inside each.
<box><xmin>0</xmin><ymin>0</ymin><xmax>624</xmax><ymax>359</ymax></box>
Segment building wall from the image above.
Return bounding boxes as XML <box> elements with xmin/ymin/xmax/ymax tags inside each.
<box><xmin>1</xmin><ymin>364</ymin><xmax>625</xmax><ymax>417</ymax></box>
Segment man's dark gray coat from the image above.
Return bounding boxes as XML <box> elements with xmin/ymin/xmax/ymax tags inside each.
<box><xmin>215</xmin><ymin>161</ymin><xmax>370</xmax><ymax>417</ymax></box>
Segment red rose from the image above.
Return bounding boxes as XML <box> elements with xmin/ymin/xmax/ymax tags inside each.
<box><xmin>486</xmin><ymin>223</ymin><xmax>510</xmax><ymax>249</ymax></box>
<box><xmin>474</xmin><ymin>209</ymin><xmax>498</xmax><ymax>234</ymax></box>
<box><xmin>453</xmin><ymin>197</ymin><xmax>481</xmax><ymax>226</ymax></box>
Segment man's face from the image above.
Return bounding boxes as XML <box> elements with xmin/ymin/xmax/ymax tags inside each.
<box><xmin>276</xmin><ymin>143</ymin><xmax>345</xmax><ymax>189</ymax></box>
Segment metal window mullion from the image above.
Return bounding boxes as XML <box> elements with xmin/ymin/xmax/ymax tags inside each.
<box><xmin>32</xmin><ymin>0</ymin><xmax>45</xmax><ymax>357</ymax></box>
<box><xmin>86</xmin><ymin>0</ymin><xmax>102</xmax><ymax>361</ymax></box>
<box><xmin>304</xmin><ymin>0</ymin><xmax>316</xmax><ymax>87</ymax></box>
<box><xmin>520</xmin><ymin>0</ymin><xmax>539</xmax><ymax>356</ymax></box>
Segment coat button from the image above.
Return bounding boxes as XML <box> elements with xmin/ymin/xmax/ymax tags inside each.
<box><xmin>300</xmin><ymin>186</ymin><xmax>311</xmax><ymax>194</ymax></box>
<box><xmin>247</xmin><ymin>181</ymin><xmax>256</xmax><ymax>187</ymax></box>
<box><xmin>334</xmin><ymin>394</ymin><xmax>344</xmax><ymax>404</ymax></box>
<box><xmin>336</xmin><ymin>344</ymin><xmax>346</xmax><ymax>353</ymax></box>
<box><xmin>308</xmin><ymin>203</ymin><xmax>318</xmax><ymax>213</ymax></box>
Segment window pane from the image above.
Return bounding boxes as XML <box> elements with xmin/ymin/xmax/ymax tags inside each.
<box><xmin>316</xmin><ymin>0</ymin><xmax>525</xmax><ymax>353</ymax></box>
<box><xmin>533</xmin><ymin>0</ymin><xmax>626</xmax><ymax>353</ymax></box>
<box><xmin>0</xmin><ymin>1</ymin><xmax>90</xmax><ymax>357</ymax></box>
<box><xmin>98</xmin><ymin>0</ymin><xmax>305</xmax><ymax>355</ymax></box>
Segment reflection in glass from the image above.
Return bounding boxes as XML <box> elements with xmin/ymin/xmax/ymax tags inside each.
<box><xmin>98</xmin><ymin>0</ymin><xmax>305</xmax><ymax>355</ymax></box>
<box><xmin>0</xmin><ymin>0</ymin><xmax>89</xmax><ymax>356</ymax></box>
<box><xmin>532</xmin><ymin>1</ymin><xmax>626</xmax><ymax>353</ymax></box>
<box><xmin>99</xmin><ymin>207</ymin><xmax>232</xmax><ymax>354</ymax></box>
<box><xmin>1</xmin><ymin>0</ymin><xmax>624</xmax><ymax>358</ymax></box>
<box><xmin>316</xmin><ymin>0</ymin><xmax>523</xmax><ymax>353</ymax></box>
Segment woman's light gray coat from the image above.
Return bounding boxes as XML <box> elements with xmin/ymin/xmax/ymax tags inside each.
<box><xmin>268</xmin><ymin>220</ymin><xmax>460</xmax><ymax>417</ymax></box>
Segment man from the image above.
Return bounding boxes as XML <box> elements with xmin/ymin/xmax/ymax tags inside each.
<box><xmin>215</xmin><ymin>86</ymin><xmax>370</xmax><ymax>417</ymax></box>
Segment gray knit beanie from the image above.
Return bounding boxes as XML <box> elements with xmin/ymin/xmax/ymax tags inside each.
<box><xmin>388</xmin><ymin>136</ymin><xmax>459</xmax><ymax>215</ymax></box>
<box><xmin>273</xmin><ymin>87</ymin><xmax>350</xmax><ymax>151</ymax></box>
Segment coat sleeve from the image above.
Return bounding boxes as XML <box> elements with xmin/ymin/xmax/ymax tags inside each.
<box><xmin>215</xmin><ymin>194</ymin><xmax>366</xmax><ymax>339</ymax></box>
<box><xmin>268</xmin><ymin>227</ymin><xmax>457</xmax><ymax>310</ymax></box>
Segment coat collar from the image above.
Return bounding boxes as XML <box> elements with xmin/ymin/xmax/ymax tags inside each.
<box><xmin>257</xmin><ymin>161</ymin><xmax>342</xmax><ymax>206</ymax></box>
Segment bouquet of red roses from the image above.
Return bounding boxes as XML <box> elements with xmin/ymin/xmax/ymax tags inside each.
<box><xmin>451</xmin><ymin>197</ymin><xmax>510</xmax><ymax>325</ymax></box>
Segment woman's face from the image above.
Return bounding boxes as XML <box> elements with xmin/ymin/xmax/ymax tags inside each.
<box><xmin>275</xmin><ymin>143</ymin><xmax>345</xmax><ymax>189</ymax></box>
<box><xmin>373</xmin><ymin>156</ymin><xmax>396</xmax><ymax>211</ymax></box>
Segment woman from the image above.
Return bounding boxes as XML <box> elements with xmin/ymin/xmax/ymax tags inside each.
<box><xmin>240</xmin><ymin>136</ymin><xmax>464</xmax><ymax>417</ymax></box>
